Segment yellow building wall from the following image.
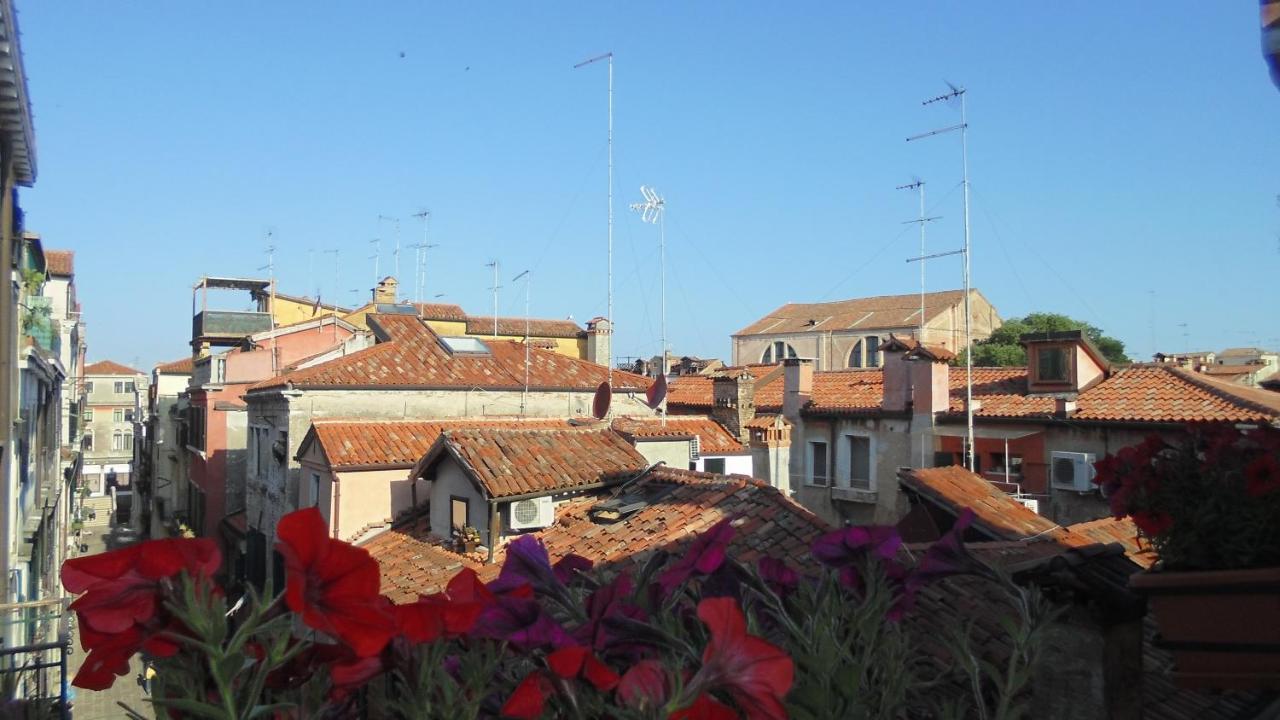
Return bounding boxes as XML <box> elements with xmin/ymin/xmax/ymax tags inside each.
<box><xmin>343</xmin><ymin>308</ymin><xmax>589</xmax><ymax>360</ymax></box>
<box><xmin>270</xmin><ymin>296</ymin><xmax>342</xmax><ymax>326</ymax></box>
<box><xmin>424</xmin><ymin>319</ymin><xmax>469</xmax><ymax>336</ymax></box>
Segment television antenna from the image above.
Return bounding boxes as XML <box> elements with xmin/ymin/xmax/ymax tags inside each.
<box><xmin>486</xmin><ymin>260</ymin><xmax>501</xmax><ymax>337</ymax></box>
<box><xmin>573</xmin><ymin>51</ymin><xmax>614</xmax><ymax>385</ymax></box>
<box><xmin>369</xmin><ymin>238</ymin><xmax>381</xmax><ymax>287</ymax></box>
<box><xmin>513</xmin><ymin>269</ymin><xmax>531</xmax><ymax>414</ymax></box>
<box><xmin>897</xmin><ymin>178</ymin><xmax>940</xmax><ymax>344</ymax></box>
<box><xmin>630</xmin><ymin>185</ymin><xmax>668</xmax><ymax>389</ymax></box>
<box><xmin>379</xmin><ymin>215</ymin><xmax>401</xmax><ymax>282</ymax></box>
<box><xmin>908</xmin><ymin>82</ymin><xmax>974</xmax><ymax>472</ymax></box>
<box><xmin>410</xmin><ymin>210</ymin><xmax>438</xmax><ymax>305</ymax></box>
<box><xmin>258</xmin><ymin>233</ymin><xmax>278</xmax><ymax>373</ymax></box>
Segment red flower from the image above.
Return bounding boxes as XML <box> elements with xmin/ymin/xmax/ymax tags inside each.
<box><xmin>1131</xmin><ymin>510</ymin><xmax>1174</xmax><ymax>537</ymax></box>
<box><xmin>501</xmin><ymin>672</ymin><xmax>553</xmax><ymax>719</ymax></box>
<box><xmin>1245</xmin><ymin>454</ymin><xmax>1280</xmax><ymax>497</ymax></box>
<box><xmin>658</xmin><ymin>517</ymin><xmax>737</xmax><ymax>594</ymax></box>
<box><xmin>688</xmin><ymin>597</ymin><xmax>793</xmax><ymax>720</ymax></box>
<box><xmin>276</xmin><ymin>507</ymin><xmax>395</xmax><ymax>657</ymax></box>
<box><xmin>617</xmin><ymin>659</ymin><xmax>670</xmax><ymax>710</ymax></box>
<box><xmin>546</xmin><ymin>645</ymin><xmax>620</xmax><ymax>691</ymax></box>
<box><xmin>669</xmin><ymin>694</ymin><xmax>739</xmax><ymax>720</ymax></box>
<box><xmin>61</xmin><ymin>537</ymin><xmax>220</xmax><ymax>690</ymax></box>
<box><xmin>395</xmin><ymin>568</ymin><xmax>494</xmax><ymax>643</ymax></box>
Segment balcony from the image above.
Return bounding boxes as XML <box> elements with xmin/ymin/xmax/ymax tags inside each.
<box><xmin>193</xmin><ymin>310</ymin><xmax>272</xmax><ymax>345</ymax></box>
<box><xmin>830</xmin><ymin>485</ymin><xmax>878</xmax><ymax>504</ymax></box>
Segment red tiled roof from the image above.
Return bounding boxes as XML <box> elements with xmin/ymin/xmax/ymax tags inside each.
<box><xmin>610</xmin><ymin>416</ymin><xmax>747</xmax><ymax>455</ymax></box>
<box><xmin>744</xmin><ymin>413</ymin><xmax>790</xmax><ymax>430</ymax></box>
<box><xmin>803</xmin><ymin>370</ymin><xmax>885</xmax><ymax>415</ymax></box>
<box><xmin>364</xmin><ymin>466</ymin><xmax>830</xmax><ymax>603</ymax></box>
<box><xmin>1073</xmin><ymin>366</ymin><xmax>1280</xmax><ymax>424</ymax></box>
<box><xmin>464</xmin><ymin>316</ymin><xmax>583</xmax><ymax>339</ymax></box>
<box><xmin>432</xmin><ymin>428</ymin><xmax>648</xmax><ymax>499</ymax></box>
<box><xmin>44</xmin><ymin>249</ymin><xmax>74</xmax><ymax>276</ymax></box>
<box><xmin>156</xmin><ymin>356</ymin><xmax>194</xmax><ymax>374</ymax></box>
<box><xmin>1198</xmin><ymin>364</ymin><xmax>1264</xmax><ymax>376</ymax></box>
<box><xmin>413</xmin><ymin>302</ymin><xmax>468</xmax><ymax>322</ymax></box>
<box><xmin>1065</xmin><ymin>516</ymin><xmax>1155</xmax><ymax>569</ymax></box>
<box><xmin>84</xmin><ymin>360</ymin><xmax>144</xmax><ymax>376</ymax></box>
<box><xmin>734</xmin><ymin>289</ymin><xmax>972</xmax><ymax>337</ymax></box>
<box><xmin>306</xmin><ymin>418</ymin><xmax>581</xmax><ymax>469</ymax></box>
<box><xmin>248</xmin><ymin>314</ymin><xmax>649</xmax><ymax>393</ymax></box>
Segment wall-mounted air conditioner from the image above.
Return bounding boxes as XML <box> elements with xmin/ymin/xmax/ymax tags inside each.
<box><xmin>1013</xmin><ymin>496</ymin><xmax>1040</xmax><ymax>514</ymax></box>
<box><xmin>1050</xmin><ymin>451</ymin><xmax>1096</xmax><ymax>493</ymax></box>
<box><xmin>508</xmin><ymin>495</ymin><xmax>555</xmax><ymax>530</ymax></box>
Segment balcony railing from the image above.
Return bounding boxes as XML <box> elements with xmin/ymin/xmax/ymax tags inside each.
<box><xmin>0</xmin><ymin>597</ymin><xmax>70</xmax><ymax>718</ymax></box>
<box><xmin>192</xmin><ymin>310</ymin><xmax>272</xmax><ymax>343</ymax></box>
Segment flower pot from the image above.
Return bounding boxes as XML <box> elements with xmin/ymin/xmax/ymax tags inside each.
<box><xmin>1130</xmin><ymin>566</ymin><xmax>1280</xmax><ymax>690</ymax></box>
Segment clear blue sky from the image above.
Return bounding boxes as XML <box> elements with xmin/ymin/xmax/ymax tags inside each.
<box><xmin>16</xmin><ymin>2</ymin><xmax>1280</xmax><ymax>369</ymax></box>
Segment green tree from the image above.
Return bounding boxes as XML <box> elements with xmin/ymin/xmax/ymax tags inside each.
<box><xmin>957</xmin><ymin>312</ymin><xmax>1131</xmax><ymax>367</ymax></box>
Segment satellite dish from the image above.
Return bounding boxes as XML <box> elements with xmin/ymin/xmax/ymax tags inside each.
<box><xmin>592</xmin><ymin>381</ymin><xmax>612</xmax><ymax>420</ymax></box>
<box><xmin>646</xmin><ymin>373</ymin><xmax>668</xmax><ymax>410</ymax></box>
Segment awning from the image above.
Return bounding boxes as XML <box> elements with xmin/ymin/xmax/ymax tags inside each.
<box><xmin>930</xmin><ymin>425</ymin><xmax>1041</xmax><ymax>440</ymax></box>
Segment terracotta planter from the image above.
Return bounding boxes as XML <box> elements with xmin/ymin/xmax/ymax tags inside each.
<box><xmin>1130</xmin><ymin>566</ymin><xmax>1280</xmax><ymax>690</ymax></box>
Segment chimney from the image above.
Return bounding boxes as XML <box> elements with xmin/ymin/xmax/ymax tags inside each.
<box><xmin>908</xmin><ymin>346</ymin><xmax>952</xmax><ymax>415</ymax></box>
<box><xmin>880</xmin><ymin>335</ymin><xmax>915</xmax><ymax>412</ymax></box>
<box><xmin>586</xmin><ymin>317</ymin><xmax>612</xmax><ymax>368</ymax></box>
<box><xmin>712</xmin><ymin>369</ymin><xmax>756</xmax><ymax>442</ymax></box>
<box><xmin>1055</xmin><ymin>398</ymin><xmax>1077</xmax><ymax>418</ymax></box>
<box><xmin>748</xmin><ymin>415</ymin><xmax>792</xmax><ymax>492</ymax></box>
<box><xmin>372</xmin><ymin>277</ymin><xmax>398</xmax><ymax>305</ymax></box>
<box><xmin>782</xmin><ymin>357</ymin><xmax>813</xmax><ymax>424</ymax></box>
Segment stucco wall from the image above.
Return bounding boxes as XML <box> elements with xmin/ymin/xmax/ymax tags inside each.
<box><xmin>429</xmin><ymin>458</ymin><xmax>487</xmax><ymax>542</ymax></box>
<box><xmin>633</xmin><ymin>439</ymin><xmax>692</xmax><ymax>470</ymax></box>
<box><xmin>695</xmin><ymin>454</ymin><xmax>753</xmax><ymax>476</ymax></box>
<box><xmin>792</xmin><ymin>416</ymin><xmax>912</xmax><ymax>526</ymax></box>
<box><xmin>1042</xmin><ymin>425</ymin><xmax>1152</xmax><ymax>526</ymax></box>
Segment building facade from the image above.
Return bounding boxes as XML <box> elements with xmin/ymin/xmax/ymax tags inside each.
<box><xmin>81</xmin><ymin>360</ymin><xmax>147</xmax><ymax>495</ymax></box>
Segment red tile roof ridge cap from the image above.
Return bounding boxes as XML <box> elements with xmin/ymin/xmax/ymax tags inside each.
<box><xmin>1165</xmin><ymin>365</ymin><xmax>1280</xmax><ymax>419</ymax></box>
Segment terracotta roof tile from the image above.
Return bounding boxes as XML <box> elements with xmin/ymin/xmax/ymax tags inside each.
<box><xmin>743</xmin><ymin>413</ymin><xmax>790</xmax><ymax>430</ymax></box>
<box><xmin>44</xmin><ymin>249</ymin><xmax>74</xmax><ymax>276</ymax></box>
<box><xmin>84</xmin><ymin>360</ymin><xmax>144</xmax><ymax>376</ymax></box>
<box><xmin>734</xmin><ymin>289</ymin><xmax>972</xmax><ymax>337</ymax></box>
<box><xmin>464</xmin><ymin>316</ymin><xmax>583</xmax><ymax>339</ymax></box>
<box><xmin>364</xmin><ymin>467</ymin><xmax>830</xmax><ymax>604</ymax></box>
<box><xmin>1065</xmin><ymin>516</ymin><xmax>1156</xmax><ymax>569</ymax></box>
<box><xmin>437</xmin><ymin>428</ymin><xmax>647</xmax><ymax>498</ymax></box>
<box><xmin>413</xmin><ymin>302</ymin><xmax>468</xmax><ymax>322</ymax></box>
<box><xmin>156</xmin><ymin>356</ymin><xmax>194</xmax><ymax>374</ymax></box>
<box><xmin>610</xmin><ymin>416</ymin><xmax>747</xmax><ymax>455</ymax></box>
<box><xmin>248</xmin><ymin>314</ymin><xmax>648</xmax><ymax>393</ymax></box>
<box><xmin>308</xmin><ymin>418</ymin><xmax>583</xmax><ymax>469</ymax></box>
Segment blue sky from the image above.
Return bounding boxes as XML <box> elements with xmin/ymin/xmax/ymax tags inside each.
<box><xmin>16</xmin><ymin>3</ymin><xmax>1280</xmax><ymax>369</ymax></box>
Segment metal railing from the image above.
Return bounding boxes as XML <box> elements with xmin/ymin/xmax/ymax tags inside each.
<box><xmin>0</xmin><ymin>597</ymin><xmax>70</xmax><ymax>719</ymax></box>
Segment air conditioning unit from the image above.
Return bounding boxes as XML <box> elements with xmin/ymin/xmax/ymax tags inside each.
<box><xmin>508</xmin><ymin>496</ymin><xmax>555</xmax><ymax>530</ymax></box>
<box><xmin>1013</xmin><ymin>496</ymin><xmax>1040</xmax><ymax>514</ymax></box>
<box><xmin>1050</xmin><ymin>451</ymin><xmax>1096</xmax><ymax>493</ymax></box>
<box><xmin>689</xmin><ymin>436</ymin><xmax>701</xmax><ymax>461</ymax></box>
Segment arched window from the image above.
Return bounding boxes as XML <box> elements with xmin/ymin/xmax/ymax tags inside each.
<box><xmin>761</xmin><ymin>341</ymin><xmax>797</xmax><ymax>364</ymax></box>
<box><xmin>865</xmin><ymin>336</ymin><xmax>881</xmax><ymax>368</ymax></box>
<box><xmin>849</xmin><ymin>340</ymin><xmax>863</xmax><ymax>368</ymax></box>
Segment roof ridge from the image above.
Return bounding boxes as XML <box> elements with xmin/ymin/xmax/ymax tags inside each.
<box><xmin>1166</xmin><ymin>365</ymin><xmax>1280</xmax><ymax>420</ymax></box>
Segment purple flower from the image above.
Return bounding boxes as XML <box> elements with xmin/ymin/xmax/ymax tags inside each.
<box><xmin>553</xmin><ymin>554</ymin><xmax>594</xmax><ymax>585</ymax></box>
<box><xmin>908</xmin><ymin>508</ymin><xmax>988</xmax><ymax>588</ymax></box>
<box><xmin>757</xmin><ymin>557</ymin><xmax>799</xmax><ymax>596</ymax></box>
<box><xmin>576</xmin><ymin>572</ymin><xmax>645</xmax><ymax>651</ymax></box>
<box><xmin>489</xmin><ymin>534</ymin><xmax>562</xmax><ymax>597</ymax></box>
<box><xmin>811</xmin><ymin>525</ymin><xmax>902</xmax><ymax>568</ymax></box>
<box><xmin>474</xmin><ymin>595</ymin><xmax>574</xmax><ymax>651</ymax></box>
<box><xmin>657</xmin><ymin>517</ymin><xmax>737</xmax><ymax>595</ymax></box>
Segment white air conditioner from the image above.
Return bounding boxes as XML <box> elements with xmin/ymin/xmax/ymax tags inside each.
<box><xmin>1013</xmin><ymin>496</ymin><xmax>1040</xmax><ymax>514</ymax></box>
<box><xmin>508</xmin><ymin>496</ymin><xmax>555</xmax><ymax>530</ymax></box>
<box><xmin>689</xmin><ymin>436</ymin><xmax>701</xmax><ymax>461</ymax></box>
<box><xmin>1050</xmin><ymin>451</ymin><xmax>1096</xmax><ymax>493</ymax></box>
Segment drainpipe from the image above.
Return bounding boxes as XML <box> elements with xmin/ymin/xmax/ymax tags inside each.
<box><xmin>331</xmin><ymin>471</ymin><xmax>340</xmax><ymax>539</ymax></box>
<box><xmin>486</xmin><ymin>500</ymin><xmax>499</xmax><ymax>564</ymax></box>
<box><xmin>0</xmin><ymin>159</ymin><xmax>15</xmax><ymax>603</ymax></box>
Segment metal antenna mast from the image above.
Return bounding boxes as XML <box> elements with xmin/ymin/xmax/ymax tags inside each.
<box><xmin>574</xmin><ymin>51</ymin><xmax>614</xmax><ymax>385</ymax></box>
<box><xmin>897</xmin><ymin>179</ymin><xmax>940</xmax><ymax>343</ymax></box>
<box><xmin>513</xmin><ymin>270</ymin><xmax>531</xmax><ymax>414</ymax></box>
<box><xmin>258</xmin><ymin>234</ymin><xmax>278</xmax><ymax>373</ymax></box>
<box><xmin>369</xmin><ymin>238</ymin><xmax>381</xmax><ymax>287</ymax></box>
<box><xmin>909</xmin><ymin>83</ymin><xmax>974</xmax><ymax>472</ymax></box>
<box><xmin>379</xmin><ymin>215</ymin><xmax>401</xmax><ymax>282</ymax></box>
<box><xmin>630</xmin><ymin>185</ymin><xmax>666</xmax><ymax>374</ymax></box>
<box><xmin>486</xmin><ymin>260</ymin><xmax>501</xmax><ymax>337</ymax></box>
<box><xmin>410</xmin><ymin>210</ymin><xmax>437</xmax><ymax>305</ymax></box>
<box><xmin>324</xmin><ymin>249</ymin><xmax>340</xmax><ymax>340</ymax></box>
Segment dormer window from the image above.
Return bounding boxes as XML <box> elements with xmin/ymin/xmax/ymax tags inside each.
<box><xmin>1036</xmin><ymin>347</ymin><xmax>1069</xmax><ymax>383</ymax></box>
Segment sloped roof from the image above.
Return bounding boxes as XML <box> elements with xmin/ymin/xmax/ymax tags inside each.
<box><xmin>429</xmin><ymin>428</ymin><xmax>648</xmax><ymax>499</ymax></box>
<box><xmin>84</xmin><ymin>360</ymin><xmax>144</xmax><ymax>376</ymax></box>
<box><xmin>734</xmin><ymin>289</ymin><xmax>973</xmax><ymax>337</ymax></box>
<box><xmin>303</xmin><ymin>418</ymin><xmax>581</xmax><ymax>469</ymax></box>
<box><xmin>464</xmin><ymin>316</ymin><xmax>583</xmax><ymax>339</ymax></box>
<box><xmin>363</xmin><ymin>466</ymin><xmax>829</xmax><ymax>603</ymax></box>
<box><xmin>610</xmin><ymin>416</ymin><xmax>747</xmax><ymax>455</ymax></box>
<box><xmin>44</xmin><ymin>250</ymin><xmax>73</xmax><ymax>277</ymax></box>
<box><xmin>155</xmin><ymin>356</ymin><xmax>194</xmax><ymax>375</ymax></box>
<box><xmin>414</xmin><ymin>302</ymin><xmax>469</xmax><ymax>322</ymax></box>
<box><xmin>247</xmin><ymin>314</ymin><xmax>649</xmax><ymax>393</ymax></box>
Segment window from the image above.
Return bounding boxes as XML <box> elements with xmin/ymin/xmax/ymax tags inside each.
<box><xmin>84</xmin><ymin>408</ymin><xmax>93</xmax><ymax>422</ymax></box>
<box><xmin>125</xmin><ymin>381</ymin><xmax>135</xmax><ymax>393</ymax></box>
<box><xmin>124</xmin><ymin>432</ymin><xmax>133</xmax><ymax>449</ymax></box>
<box><xmin>451</xmin><ymin>496</ymin><xmax>470</xmax><ymax>532</ymax></box>
<box><xmin>84</xmin><ymin>381</ymin><xmax>94</xmax><ymax>394</ymax></box>
<box><xmin>125</xmin><ymin>410</ymin><xmax>135</xmax><ymax>422</ymax></box>
<box><xmin>807</xmin><ymin>441</ymin><xmax>829</xmax><ymax>486</ymax></box>
<box><xmin>112</xmin><ymin>432</ymin><xmax>124</xmax><ymax>451</ymax></box>
<box><xmin>847</xmin><ymin>436</ymin><xmax>872</xmax><ymax>489</ymax></box>
<box><xmin>113</xmin><ymin>409</ymin><xmax>124</xmax><ymax>423</ymax></box>
<box><xmin>703</xmin><ymin>457</ymin><xmax>726</xmax><ymax>474</ymax></box>
<box><xmin>865</xmin><ymin>336</ymin><xmax>881</xmax><ymax>368</ymax></box>
<box><xmin>990</xmin><ymin>453</ymin><xmax>1023</xmax><ymax>477</ymax></box>
<box><xmin>186</xmin><ymin>405</ymin><xmax>206</xmax><ymax>451</ymax></box>
<box><xmin>114</xmin><ymin>381</ymin><xmax>124</xmax><ymax>394</ymax></box>
<box><xmin>1036</xmin><ymin>347</ymin><xmax>1069</xmax><ymax>383</ymax></box>
<box><xmin>849</xmin><ymin>340</ymin><xmax>863</xmax><ymax>368</ymax></box>
<box><xmin>311</xmin><ymin>473</ymin><xmax>322</xmax><ymax>507</ymax></box>
<box><xmin>761</xmin><ymin>341</ymin><xmax>798</xmax><ymax>364</ymax></box>
<box><xmin>83</xmin><ymin>434</ymin><xmax>93</xmax><ymax>451</ymax></box>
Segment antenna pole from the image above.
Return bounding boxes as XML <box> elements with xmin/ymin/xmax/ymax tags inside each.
<box><xmin>370</xmin><ymin>238</ymin><xmax>381</xmax><ymax>288</ymax></box>
<box><xmin>411</xmin><ymin>210</ymin><xmax>436</xmax><ymax>305</ymax></box>
<box><xmin>259</xmin><ymin>235</ymin><xmax>278</xmax><ymax>374</ymax></box>
<box><xmin>574</xmin><ymin>51</ymin><xmax>614</xmax><ymax>385</ymax></box>
<box><xmin>486</xmin><ymin>260</ymin><xmax>501</xmax><ymax>337</ymax></box>
<box><xmin>514</xmin><ymin>270</ymin><xmax>531</xmax><ymax>414</ymax></box>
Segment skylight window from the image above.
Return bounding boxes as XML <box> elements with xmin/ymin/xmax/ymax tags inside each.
<box><xmin>440</xmin><ymin>336</ymin><xmax>491</xmax><ymax>355</ymax></box>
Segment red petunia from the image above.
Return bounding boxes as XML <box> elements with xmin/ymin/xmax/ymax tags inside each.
<box><xmin>501</xmin><ymin>672</ymin><xmax>553</xmax><ymax>719</ymax></box>
<box><xmin>546</xmin><ymin>645</ymin><xmax>620</xmax><ymax>691</ymax></box>
<box><xmin>276</xmin><ymin>507</ymin><xmax>395</xmax><ymax>657</ymax></box>
<box><xmin>395</xmin><ymin>568</ymin><xmax>494</xmax><ymax>643</ymax></box>
<box><xmin>688</xmin><ymin>597</ymin><xmax>793</xmax><ymax>720</ymax></box>
<box><xmin>669</xmin><ymin>694</ymin><xmax>739</xmax><ymax>720</ymax></box>
<box><xmin>1245</xmin><ymin>454</ymin><xmax>1280</xmax><ymax>497</ymax></box>
<box><xmin>617</xmin><ymin>659</ymin><xmax>670</xmax><ymax>710</ymax></box>
<box><xmin>658</xmin><ymin>517</ymin><xmax>737</xmax><ymax>594</ymax></box>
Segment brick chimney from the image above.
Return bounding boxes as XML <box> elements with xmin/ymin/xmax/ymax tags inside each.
<box><xmin>880</xmin><ymin>335</ymin><xmax>916</xmax><ymax>412</ymax></box>
<box><xmin>748</xmin><ymin>415</ymin><xmax>792</xmax><ymax>492</ymax></box>
<box><xmin>586</xmin><ymin>317</ymin><xmax>612</xmax><ymax>368</ymax></box>
<box><xmin>711</xmin><ymin>368</ymin><xmax>756</xmax><ymax>442</ymax></box>
<box><xmin>782</xmin><ymin>357</ymin><xmax>813</xmax><ymax>424</ymax></box>
<box><xmin>372</xmin><ymin>276</ymin><xmax>398</xmax><ymax>304</ymax></box>
<box><xmin>908</xmin><ymin>345</ymin><xmax>952</xmax><ymax>415</ymax></box>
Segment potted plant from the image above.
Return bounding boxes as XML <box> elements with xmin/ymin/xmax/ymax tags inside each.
<box><xmin>1094</xmin><ymin>427</ymin><xmax>1280</xmax><ymax>689</ymax></box>
<box><xmin>453</xmin><ymin>525</ymin><xmax>482</xmax><ymax>554</ymax></box>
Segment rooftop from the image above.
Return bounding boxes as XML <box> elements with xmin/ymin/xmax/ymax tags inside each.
<box><xmin>155</xmin><ymin>356</ymin><xmax>194</xmax><ymax>375</ymax></box>
<box><xmin>247</xmin><ymin>313</ymin><xmax>649</xmax><ymax>393</ymax></box>
<box><xmin>84</xmin><ymin>360</ymin><xmax>145</xmax><ymax>377</ymax></box>
<box><xmin>301</xmin><ymin>418</ymin><xmax>581</xmax><ymax>469</ymax></box>
<box><xmin>610</xmin><ymin>415</ymin><xmax>748</xmax><ymax>455</ymax></box>
<box><xmin>733</xmin><ymin>289</ymin><xmax>976</xmax><ymax>337</ymax></box>
<box><xmin>44</xmin><ymin>250</ymin><xmax>73</xmax><ymax>277</ymax></box>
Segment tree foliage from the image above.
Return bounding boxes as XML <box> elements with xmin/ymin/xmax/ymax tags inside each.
<box><xmin>958</xmin><ymin>312</ymin><xmax>1130</xmax><ymax>367</ymax></box>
